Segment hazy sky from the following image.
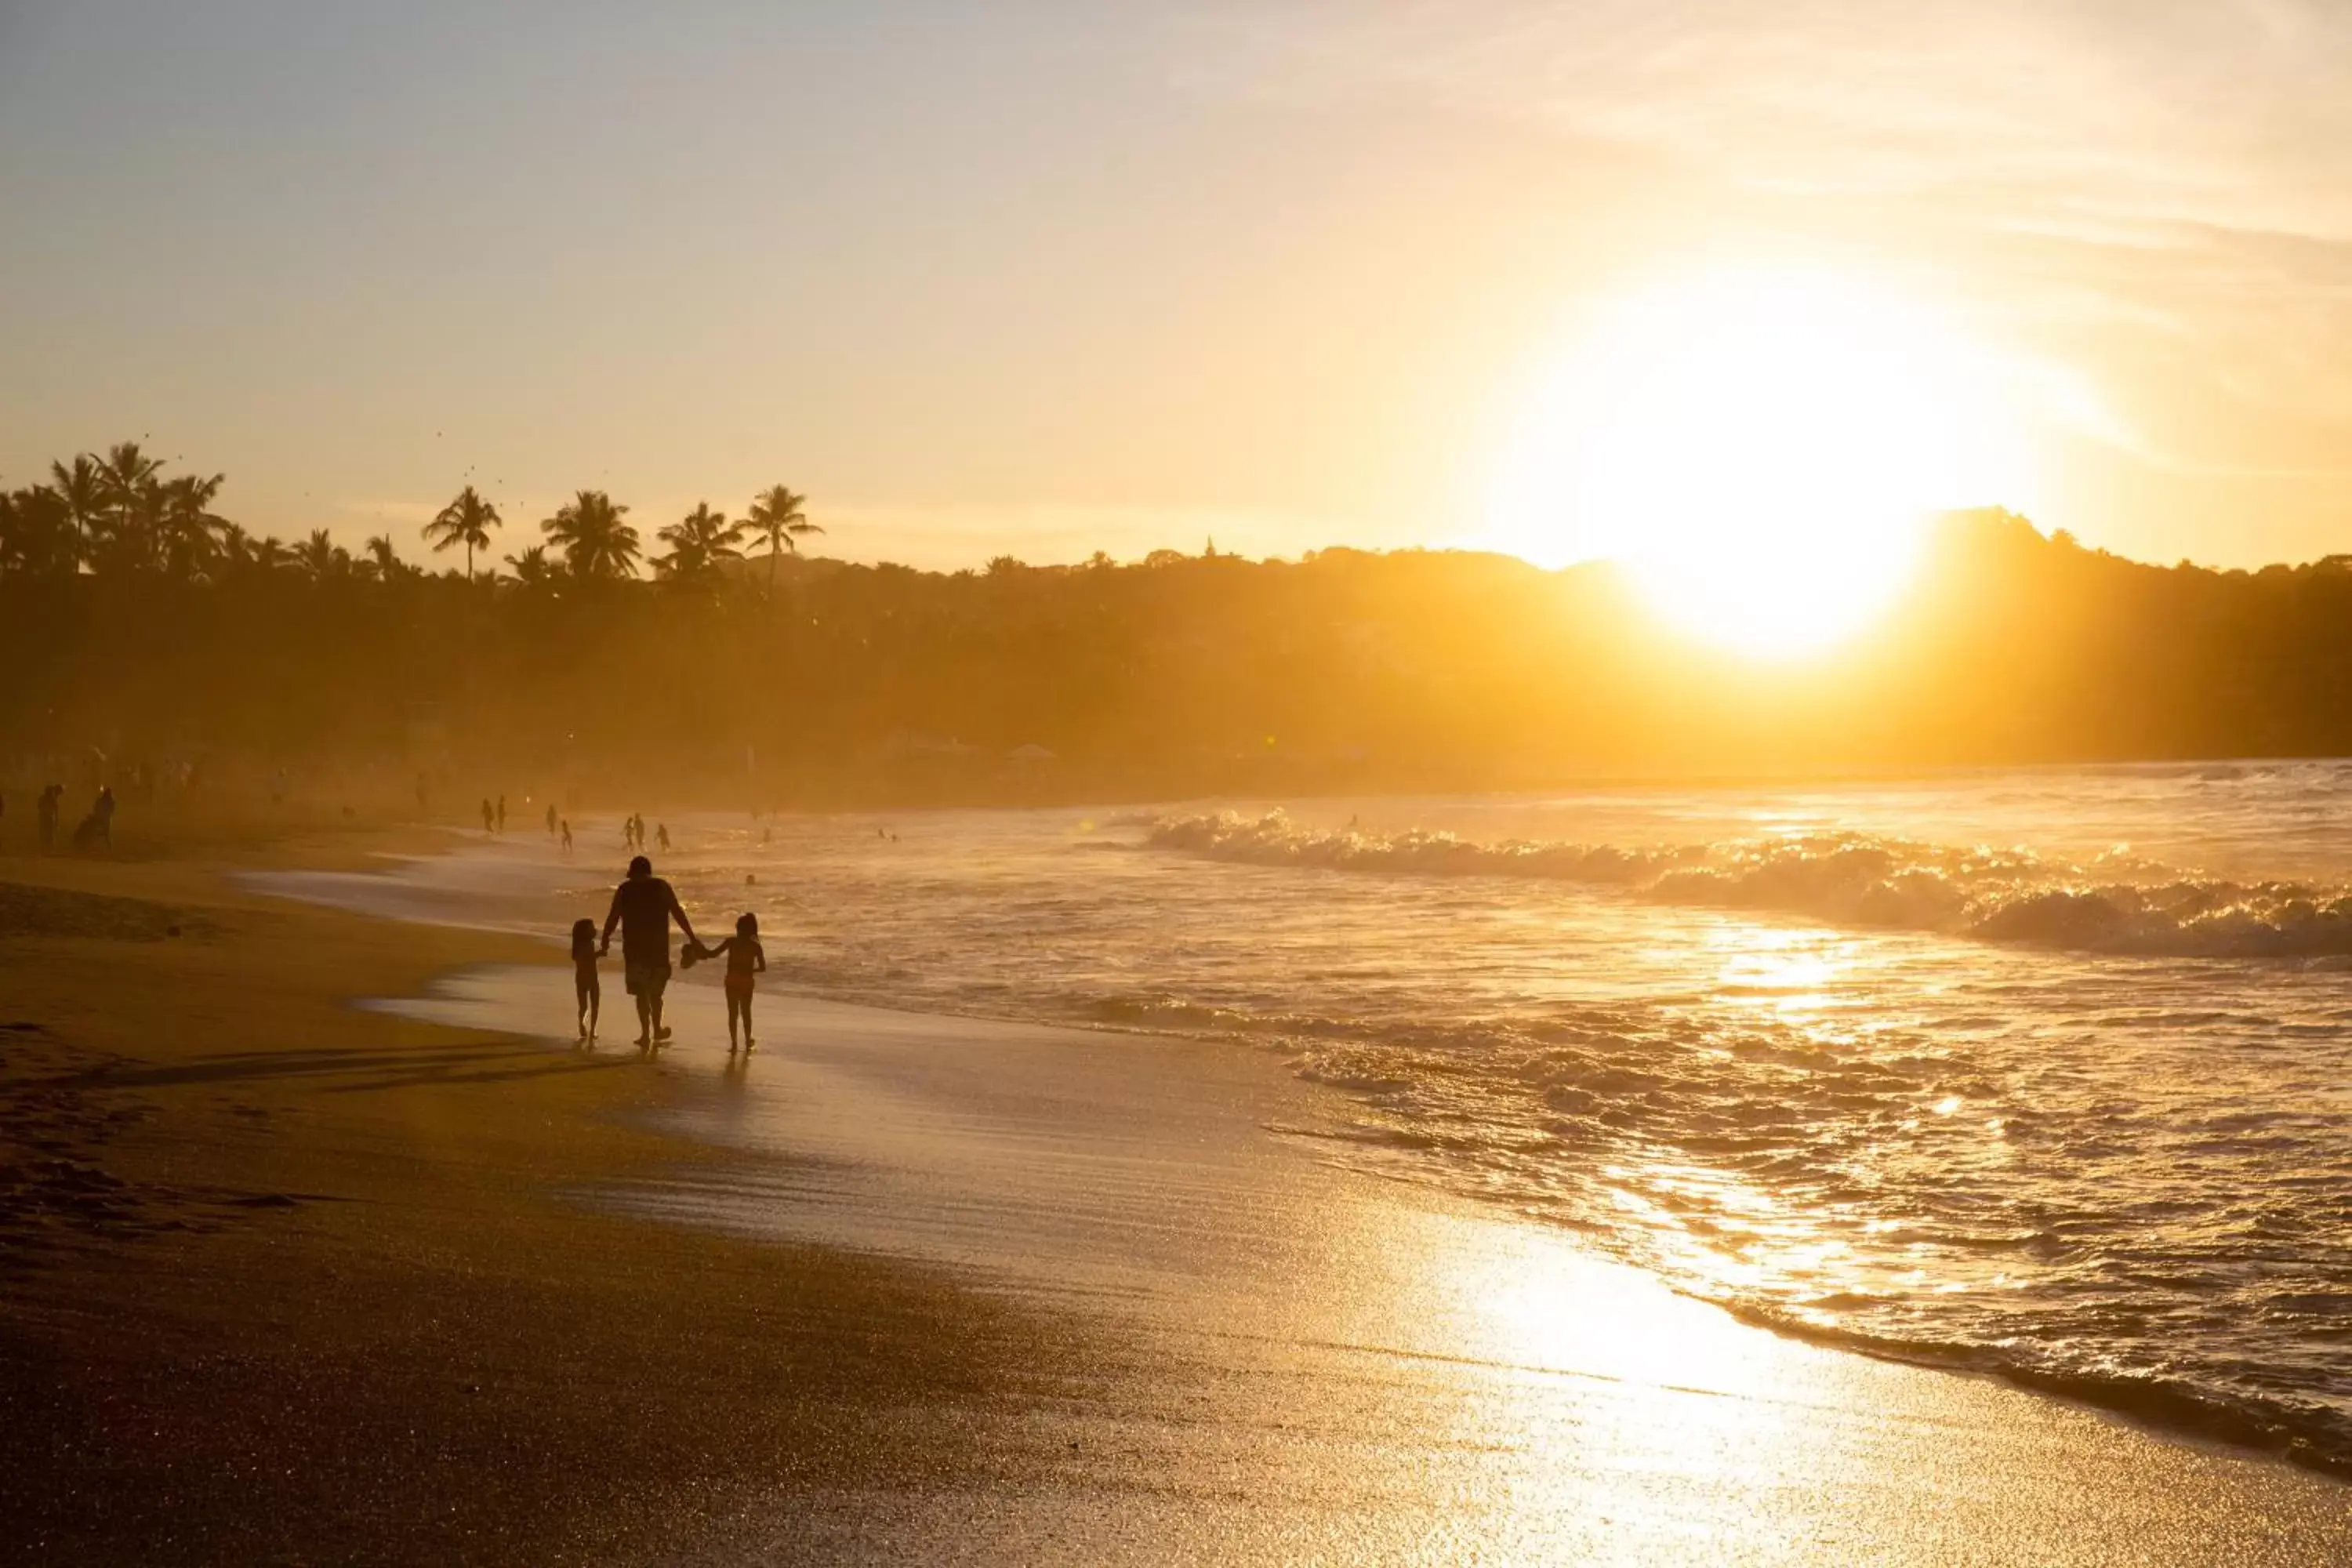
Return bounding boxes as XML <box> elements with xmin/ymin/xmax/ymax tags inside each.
<box><xmin>4</xmin><ymin>2</ymin><xmax>2350</xmax><ymax>569</ymax></box>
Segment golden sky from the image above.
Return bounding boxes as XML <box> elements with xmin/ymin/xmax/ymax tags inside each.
<box><xmin>2</xmin><ymin>3</ymin><xmax>2347</xmax><ymax>571</ymax></box>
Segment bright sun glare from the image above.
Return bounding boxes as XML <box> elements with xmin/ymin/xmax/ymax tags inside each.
<box><xmin>1488</xmin><ymin>270</ymin><xmax>2033</xmax><ymax>656</ymax></box>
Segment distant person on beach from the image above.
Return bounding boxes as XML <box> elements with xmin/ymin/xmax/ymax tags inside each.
<box><xmin>560</xmin><ymin>818</ymin><xmax>574</xmax><ymax>854</ymax></box>
<box><xmin>569</xmin><ymin>917</ymin><xmax>601</xmax><ymax>1041</ymax></box>
<box><xmin>71</xmin><ymin>786</ymin><xmax>114</xmax><ymax>851</ymax></box>
<box><xmin>546</xmin><ymin>802</ymin><xmax>557</xmax><ymax>837</ymax></box>
<box><xmin>599</xmin><ymin>855</ymin><xmax>702</xmax><ymax>1048</ymax></box>
<box><xmin>656</xmin><ymin>822</ymin><xmax>671</xmax><ymax>852</ymax></box>
<box><xmin>700</xmin><ymin>913</ymin><xmax>767</xmax><ymax>1053</ymax></box>
<box><xmin>481</xmin><ymin>797</ymin><xmax>494</xmax><ymax>833</ymax></box>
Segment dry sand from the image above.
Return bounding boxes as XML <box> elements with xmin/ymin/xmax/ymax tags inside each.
<box><xmin>4</xmin><ymin>818</ymin><xmax>2350</xmax><ymax>1564</ymax></box>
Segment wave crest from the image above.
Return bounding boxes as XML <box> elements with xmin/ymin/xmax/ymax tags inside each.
<box><xmin>1146</xmin><ymin>811</ymin><xmax>2352</xmax><ymax>956</ymax></box>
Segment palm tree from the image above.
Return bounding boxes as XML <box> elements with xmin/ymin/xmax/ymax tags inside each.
<box><xmin>422</xmin><ymin>485</ymin><xmax>502</xmax><ymax>581</ymax></box>
<box><xmin>158</xmin><ymin>472</ymin><xmax>230</xmax><ymax>581</ymax></box>
<box><xmin>745</xmin><ymin>485</ymin><xmax>821</xmax><ymax>591</ymax></box>
<box><xmin>92</xmin><ymin>441</ymin><xmax>164</xmax><ymax>572</ymax></box>
<box><xmin>252</xmin><ymin>535</ymin><xmax>292</xmax><ymax>573</ymax></box>
<box><xmin>5</xmin><ymin>484</ymin><xmax>80</xmax><ymax>577</ymax></box>
<box><xmin>48</xmin><ymin>455</ymin><xmax>104</xmax><ymax>568</ymax></box>
<box><xmin>503</xmin><ymin>543</ymin><xmax>558</xmax><ymax>592</ymax></box>
<box><xmin>296</xmin><ymin>528</ymin><xmax>351</xmax><ymax>583</ymax></box>
<box><xmin>105</xmin><ymin>480</ymin><xmax>171</xmax><ymax>575</ymax></box>
<box><xmin>216</xmin><ymin>521</ymin><xmax>253</xmax><ymax>575</ymax></box>
<box><xmin>0</xmin><ymin>490</ymin><xmax>23</xmax><ymax>578</ymax></box>
<box><xmin>363</xmin><ymin>534</ymin><xmax>401</xmax><ymax>579</ymax></box>
<box><xmin>653</xmin><ymin>501</ymin><xmax>744</xmax><ymax>582</ymax></box>
<box><xmin>543</xmin><ymin>490</ymin><xmax>640</xmax><ymax>580</ymax></box>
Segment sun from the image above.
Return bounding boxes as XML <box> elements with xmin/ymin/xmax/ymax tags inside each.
<box><xmin>1485</xmin><ymin>268</ymin><xmax>2034</xmax><ymax>656</ymax></box>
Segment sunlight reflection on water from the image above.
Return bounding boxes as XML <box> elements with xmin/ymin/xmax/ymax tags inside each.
<box><xmin>267</xmin><ymin>758</ymin><xmax>2352</xmax><ymax>1468</ymax></box>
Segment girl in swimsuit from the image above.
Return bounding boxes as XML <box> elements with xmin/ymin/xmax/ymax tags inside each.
<box><xmin>706</xmin><ymin>913</ymin><xmax>767</xmax><ymax>1052</ymax></box>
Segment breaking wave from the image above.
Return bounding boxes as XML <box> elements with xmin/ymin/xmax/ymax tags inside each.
<box><xmin>1147</xmin><ymin>811</ymin><xmax>2352</xmax><ymax>957</ymax></box>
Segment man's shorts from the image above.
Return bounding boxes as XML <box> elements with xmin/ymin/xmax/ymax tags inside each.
<box><xmin>623</xmin><ymin>961</ymin><xmax>671</xmax><ymax>999</ymax></box>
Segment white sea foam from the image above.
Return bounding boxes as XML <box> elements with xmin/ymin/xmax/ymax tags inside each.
<box><xmin>1146</xmin><ymin>809</ymin><xmax>2352</xmax><ymax>957</ymax></box>
<box><xmin>270</xmin><ymin>771</ymin><xmax>2352</xmax><ymax>1473</ymax></box>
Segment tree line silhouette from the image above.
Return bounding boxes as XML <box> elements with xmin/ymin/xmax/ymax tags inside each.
<box><xmin>9</xmin><ymin>444</ymin><xmax>2352</xmax><ymax>804</ymax></box>
<box><xmin>1</xmin><ymin>443</ymin><xmax>819</xmax><ymax>588</ymax></box>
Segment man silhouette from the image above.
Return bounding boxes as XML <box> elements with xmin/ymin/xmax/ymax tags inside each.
<box><xmin>599</xmin><ymin>855</ymin><xmax>700</xmax><ymax>1047</ymax></box>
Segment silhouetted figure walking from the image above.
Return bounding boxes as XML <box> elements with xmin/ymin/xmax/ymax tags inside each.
<box><xmin>560</xmin><ymin>818</ymin><xmax>574</xmax><ymax>854</ymax></box>
<box><xmin>599</xmin><ymin>855</ymin><xmax>701</xmax><ymax>1049</ymax></box>
<box><xmin>481</xmin><ymin>797</ymin><xmax>494</xmax><ymax>833</ymax></box>
<box><xmin>656</xmin><ymin>822</ymin><xmax>671</xmax><ymax>852</ymax></box>
<box><xmin>570</xmin><ymin>917</ymin><xmax>601</xmax><ymax>1041</ymax></box>
<box><xmin>704</xmin><ymin>913</ymin><xmax>767</xmax><ymax>1053</ymax></box>
<box><xmin>546</xmin><ymin>802</ymin><xmax>557</xmax><ymax>837</ymax></box>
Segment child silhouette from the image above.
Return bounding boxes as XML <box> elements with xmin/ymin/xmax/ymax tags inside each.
<box><xmin>704</xmin><ymin>913</ymin><xmax>768</xmax><ymax>1052</ymax></box>
<box><xmin>570</xmin><ymin>917</ymin><xmax>601</xmax><ymax>1041</ymax></box>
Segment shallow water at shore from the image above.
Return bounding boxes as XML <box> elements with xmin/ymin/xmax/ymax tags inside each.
<box><xmin>260</xmin><ymin>760</ymin><xmax>2352</xmax><ymax>1474</ymax></box>
<box><xmin>362</xmin><ymin>967</ymin><xmax>2352</xmax><ymax>1563</ymax></box>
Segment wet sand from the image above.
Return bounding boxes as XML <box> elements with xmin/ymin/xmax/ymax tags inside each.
<box><xmin>0</xmin><ymin>831</ymin><xmax>1028</xmax><ymax>1564</ymax></box>
<box><xmin>408</xmin><ymin>964</ymin><xmax>2352</xmax><ymax>1565</ymax></box>
<box><xmin>5</xmin><ymin>829</ymin><xmax>2350</xmax><ymax>1562</ymax></box>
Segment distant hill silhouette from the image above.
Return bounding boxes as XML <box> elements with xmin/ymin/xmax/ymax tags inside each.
<box><xmin>8</xmin><ymin>456</ymin><xmax>2352</xmax><ymax>801</ymax></box>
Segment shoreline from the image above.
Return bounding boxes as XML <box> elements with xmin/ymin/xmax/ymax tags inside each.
<box><xmin>0</xmin><ymin>823</ymin><xmax>1067</xmax><ymax>1563</ymax></box>
<box><xmin>269</xmin><ymin>829</ymin><xmax>2352</xmax><ymax>1490</ymax></box>
<box><xmin>6</xmin><ymin>823</ymin><xmax>2351</xmax><ymax>1562</ymax></box>
<box><xmin>442</xmin><ymin>969</ymin><xmax>2352</xmax><ymax>1563</ymax></box>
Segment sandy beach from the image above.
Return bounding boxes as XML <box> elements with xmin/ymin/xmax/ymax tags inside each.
<box><xmin>5</xmin><ymin>826</ymin><xmax>2351</xmax><ymax>1564</ymax></box>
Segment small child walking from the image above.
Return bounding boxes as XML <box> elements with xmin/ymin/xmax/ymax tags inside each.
<box><xmin>705</xmin><ymin>913</ymin><xmax>767</xmax><ymax>1052</ymax></box>
<box><xmin>570</xmin><ymin>917</ymin><xmax>601</xmax><ymax>1041</ymax></box>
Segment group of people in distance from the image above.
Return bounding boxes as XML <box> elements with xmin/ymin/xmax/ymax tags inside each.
<box><xmin>573</xmin><ymin>854</ymin><xmax>766</xmax><ymax>1053</ymax></box>
<box><xmin>466</xmin><ymin>789</ymin><xmax>599</xmax><ymax>855</ymax></box>
<box><xmin>619</xmin><ymin>812</ymin><xmax>670</xmax><ymax>853</ymax></box>
<box><xmin>2</xmin><ymin>783</ymin><xmax>111</xmax><ymax>852</ymax></box>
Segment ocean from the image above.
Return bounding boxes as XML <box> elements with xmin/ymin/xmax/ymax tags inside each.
<box><xmin>289</xmin><ymin>762</ymin><xmax>2352</xmax><ymax>1472</ymax></box>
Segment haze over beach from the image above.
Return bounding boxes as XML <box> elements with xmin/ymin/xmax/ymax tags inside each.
<box><xmin>6</xmin><ymin>5</ymin><xmax>2352</xmax><ymax>1565</ymax></box>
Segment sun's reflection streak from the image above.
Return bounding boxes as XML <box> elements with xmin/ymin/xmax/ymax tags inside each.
<box><xmin>1375</xmin><ymin>1217</ymin><xmax>1820</xmax><ymax>1515</ymax></box>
